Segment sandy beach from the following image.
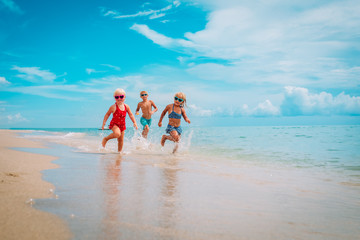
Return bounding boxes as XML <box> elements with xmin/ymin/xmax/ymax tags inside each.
<box><xmin>0</xmin><ymin>130</ymin><xmax>71</xmax><ymax>240</ymax></box>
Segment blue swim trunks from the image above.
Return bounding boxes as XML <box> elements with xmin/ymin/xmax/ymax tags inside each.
<box><xmin>140</xmin><ymin>117</ymin><xmax>152</xmax><ymax>129</ymax></box>
<box><xmin>166</xmin><ymin>124</ymin><xmax>182</xmax><ymax>135</ymax></box>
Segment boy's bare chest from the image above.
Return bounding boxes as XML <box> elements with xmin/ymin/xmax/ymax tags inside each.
<box><xmin>140</xmin><ymin>102</ymin><xmax>151</xmax><ymax>110</ymax></box>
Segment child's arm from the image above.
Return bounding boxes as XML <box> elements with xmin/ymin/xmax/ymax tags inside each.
<box><xmin>182</xmin><ymin>108</ymin><xmax>191</xmax><ymax>124</ymax></box>
<box><xmin>126</xmin><ymin>104</ymin><xmax>138</xmax><ymax>130</ymax></box>
<box><xmin>158</xmin><ymin>105</ymin><xmax>169</xmax><ymax>127</ymax></box>
<box><xmin>150</xmin><ymin>100</ymin><xmax>158</xmax><ymax>115</ymax></box>
<box><xmin>102</xmin><ymin>105</ymin><xmax>115</xmax><ymax>130</ymax></box>
<box><xmin>135</xmin><ymin>103</ymin><xmax>140</xmax><ymax>115</ymax></box>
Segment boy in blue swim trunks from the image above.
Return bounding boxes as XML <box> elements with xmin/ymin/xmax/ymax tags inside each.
<box><xmin>158</xmin><ymin>92</ymin><xmax>191</xmax><ymax>153</ymax></box>
<box><xmin>135</xmin><ymin>91</ymin><xmax>158</xmax><ymax>138</ymax></box>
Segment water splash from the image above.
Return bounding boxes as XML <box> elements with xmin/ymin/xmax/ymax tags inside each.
<box><xmin>26</xmin><ymin>198</ymin><xmax>35</xmax><ymax>205</ymax></box>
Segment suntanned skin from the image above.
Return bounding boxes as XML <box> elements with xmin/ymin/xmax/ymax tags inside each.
<box><xmin>158</xmin><ymin>95</ymin><xmax>190</xmax><ymax>153</ymax></box>
<box><xmin>135</xmin><ymin>93</ymin><xmax>158</xmax><ymax>138</ymax></box>
<box><xmin>101</xmin><ymin>95</ymin><xmax>138</xmax><ymax>152</ymax></box>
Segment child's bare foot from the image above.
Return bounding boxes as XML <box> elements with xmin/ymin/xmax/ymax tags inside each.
<box><xmin>172</xmin><ymin>143</ymin><xmax>179</xmax><ymax>154</ymax></box>
<box><xmin>102</xmin><ymin>138</ymin><xmax>108</xmax><ymax>148</ymax></box>
<box><xmin>161</xmin><ymin>135</ymin><xmax>166</xmax><ymax>146</ymax></box>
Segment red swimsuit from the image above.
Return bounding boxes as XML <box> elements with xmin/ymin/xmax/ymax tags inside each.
<box><xmin>109</xmin><ymin>103</ymin><xmax>127</xmax><ymax>131</ymax></box>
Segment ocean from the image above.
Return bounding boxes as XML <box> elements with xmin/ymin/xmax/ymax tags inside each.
<box><xmin>15</xmin><ymin>125</ymin><xmax>360</xmax><ymax>240</ymax></box>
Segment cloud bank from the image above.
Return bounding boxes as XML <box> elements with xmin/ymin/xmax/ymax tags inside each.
<box><xmin>190</xmin><ymin>86</ymin><xmax>360</xmax><ymax>117</ymax></box>
<box><xmin>281</xmin><ymin>86</ymin><xmax>360</xmax><ymax>116</ymax></box>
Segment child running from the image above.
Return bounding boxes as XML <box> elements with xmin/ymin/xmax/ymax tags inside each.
<box><xmin>101</xmin><ymin>88</ymin><xmax>138</xmax><ymax>152</ymax></box>
<box><xmin>135</xmin><ymin>91</ymin><xmax>158</xmax><ymax>138</ymax></box>
<box><xmin>158</xmin><ymin>92</ymin><xmax>191</xmax><ymax>153</ymax></box>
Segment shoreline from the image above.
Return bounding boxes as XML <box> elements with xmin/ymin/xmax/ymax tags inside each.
<box><xmin>0</xmin><ymin>130</ymin><xmax>71</xmax><ymax>240</ymax></box>
<box><xmin>0</xmin><ymin>128</ymin><xmax>359</xmax><ymax>239</ymax></box>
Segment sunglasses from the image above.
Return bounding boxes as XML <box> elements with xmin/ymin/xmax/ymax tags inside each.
<box><xmin>114</xmin><ymin>95</ymin><xmax>125</xmax><ymax>99</ymax></box>
<box><xmin>141</xmin><ymin>94</ymin><xmax>148</xmax><ymax>97</ymax></box>
<box><xmin>174</xmin><ymin>96</ymin><xmax>184</xmax><ymax>102</ymax></box>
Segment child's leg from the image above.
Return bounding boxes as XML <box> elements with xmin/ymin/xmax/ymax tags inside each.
<box><xmin>142</xmin><ymin>125</ymin><xmax>149</xmax><ymax>138</ymax></box>
<box><xmin>169</xmin><ymin>131</ymin><xmax>180</xmax><ymax>153</ymax></box>
<box><xmin>161</xmin><ymin>135</ymin><xmax>167</xmax><ymax>146</ymax></box>
<box><xmin>102</xmin><ymin>126</ymin><xmax>121</xmax><ymax>147</ymax></box>
<box><xmin>161</xmin><ymin>130</ymin><xmax>180</xmax><ymax>146</ymax></box>
<box><xmin>169</xmin><ymin>130</ymin><xmax>180</xmax><ymax>142</ymax></box>
<box><xmin>117</xmin><ymin>130</ymin><xmax>125</xmax><ymax>152</ymax></box>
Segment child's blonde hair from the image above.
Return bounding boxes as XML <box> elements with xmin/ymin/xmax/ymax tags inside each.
<box><xmin>175</xmin><ymin>92</ymin><xmax>187</xmax><ymax>107</ymax></box>
<box><xmin>140</xmin><ymin>90</ymin><xmax>148</xmax><ymax>96</ymax></box>
<box><xmin>114</xmin><ymin>88</ymin><xmax>126</xmax><ymax>96</ymax></box>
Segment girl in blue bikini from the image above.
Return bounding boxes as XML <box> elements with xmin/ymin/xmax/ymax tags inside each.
<box><xmin>158</xmin><ymin>92</ymin><xmax>191</xmax><ymax>153</ymax></box>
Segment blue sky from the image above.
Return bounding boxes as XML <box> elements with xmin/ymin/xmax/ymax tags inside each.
<box><xmin>0</xmin><ymin>0</ymin><xmax>360</xmax><ymax>128</ymax></box>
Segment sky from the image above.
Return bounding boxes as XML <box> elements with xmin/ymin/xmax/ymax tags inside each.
<box><xmin>0</xmin><ymin>0</ymin><xmax>360</xmax><ymax>128</ymax></box>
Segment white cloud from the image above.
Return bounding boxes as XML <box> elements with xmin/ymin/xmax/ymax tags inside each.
<box><xmin>86</xmin><ymin>68</ymin><xmax>106</xmax><ymax>75</ymax></box>
<box><xmin>0</xmin><ymin>76</ymin><xmax>10</xmax><ymax>85</ymax></box>
<box><xmin>190</xmin><ymin>86</ymin><xmax>360</xmax><ymax>117</ymax></box>
<box><xmin>130</xmin><ymin>24</ymin><xmax>196</xmax><ymax>50</ymax></box>
<box><xmin>6</xmin><ymin>85</ymin><xmax>101</xmax><ymax>101</ymax></box>
<box><xmin>227</xmin><ymin>101</ymin><xmax>280</xmax><ymax>117</ymax></box>
<box><xmin>102</xmin><ymin>1</ymin><xmax>180</xmax><ymax>20</ymax></box>
<box><xmin>86</xmin><ymin>65</ymin><xmax>121</xmax><ymax>75</ymax></box>
<box><xmin>188</xmin><ymin>100</ymin><xmax>280</xmax><ymax>118</ymax></box>
<box><xmin>130</xmin><ymin>1</ymin><xmax>360</xmax><ymax>88</ymax></box>
<box><xmin>149</xmin><ymin>12</ymin><xmax>166</xmax><ymax>19</ymax></box>
<box><xmin>173</xmin><ymin>1</ymin><xmax>181</xmax><ymax>8</ymax></box>
<box><xmin>130</xmin><ymin>24</ymin><xmax>175</xmax><ymax>47</ymax></box>
<box><xmin>103</xmin><ymin>10</ymin><xmax>118</xmax><ymax>17</ymax></box>
<box><xmin>101</xmin><ymin>64</ymin><xmax>121</xmax><ymax>71</ymax></box>
<box><xmin>4</xmin><ymin>73</ymin><xmax>159</xmax><ymax>101</ymax></box>
<box><xmin>7</xmin><ymin>113</ymin><xmax>28</xmax><ymax>122</ymax></box>
<box><xmin>12</xmin><ymin>66</ymin><xmax>57</xmax><ymax>83</ymax></box>
<box><xmin>86</xmin><ymin>68</ymin><xmax>96</xmax><ymax>75</ymax></box>
<box><xmin>0</xmin><ymin>101</ymin><xmax>6</xmax><ymax>112</ymax></box>
<box><xmin>0</xmin><ymin>0</ymin><xmax>23</xmax><ymax>14</ymax></box>
<box><xmin>185</xmin><ymin>61</ymin><xmax>330</xmax><ymax>87</ymax></box>
<box><xmin>281</xmin><ymin>86</ymin><xmax>360</xmax><ymax>116</ymax></box>
<box><xmin>143</xmin><ymin>1</ymin><xmax>360</xmax><ymax>61</ymax></box>
<box><xmin>188</xmin><ymin>104</ymin><xmax>216</xmax><ymax>117</ymax></box>
<box><xmin>252</xmin><ymin>100</ymin><xmax>280</xmax><ymax>117</ymax></box>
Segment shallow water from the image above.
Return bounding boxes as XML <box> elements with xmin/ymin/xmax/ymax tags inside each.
<box><xmin>17</xmin><ymin>125</ymin><xmax>360</xmax><ymax>239</ymax></box>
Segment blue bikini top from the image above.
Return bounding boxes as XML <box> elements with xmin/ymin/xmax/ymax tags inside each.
<box><xmin>168</xmin><ymin>104</ymin><xmax>182</xmax><ymax>119</ymax></box>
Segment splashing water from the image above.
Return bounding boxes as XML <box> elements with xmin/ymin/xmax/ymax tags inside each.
<box><xmin>21</xmin><ymin>127</ymin><xmax>193</xmax><ymax>155</ymax></box>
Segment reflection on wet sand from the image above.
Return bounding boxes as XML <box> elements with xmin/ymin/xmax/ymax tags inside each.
<box><xmin>99</xmin><ymin>154</ymin><xmax>181</xmax><ymax>239</ymax></box>
<box><xmin>101</xmin><ymin>155</ymin><xmax>122</xmax><ymax>240</ymax></box>
<box><xmin>89</xmin><ymin>150</ymin><xmax>360</xmax><ymax>240</ymax></box>
<box><xmin>158</xmin><ymin>157</ymin><xmax>179</xmax><ymax>238</ymax></box>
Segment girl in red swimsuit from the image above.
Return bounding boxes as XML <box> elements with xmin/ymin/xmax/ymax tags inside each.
<box><xmin>101</xmin><ymin>88</ymin><xmax>138</xmax><ymax>152</ymax></box>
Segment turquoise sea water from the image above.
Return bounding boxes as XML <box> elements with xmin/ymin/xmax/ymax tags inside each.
<box><xmin>18</xmin><ymin>125</ymin><xmax>360</xmax><ymax>178</ymax></box>
<box><xmin>15</xmin><ymin>125</ymin><xmax>360</xmax><ymax>239</ymax></box>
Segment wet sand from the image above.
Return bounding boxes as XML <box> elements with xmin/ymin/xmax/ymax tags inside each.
<box><xmin>0</xmin><ymin>130</ymin><xmax>71</xmax><ymax>240</ymax></box>
<box><xmin>32</xmin><ymin>144</ymin><xmax>359</xmax><ymax>240</ymax></box>
<box><xmin>1</xmin><ymin>129</ymin><xmax>359</xmax><ymax>240</ymax></box>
